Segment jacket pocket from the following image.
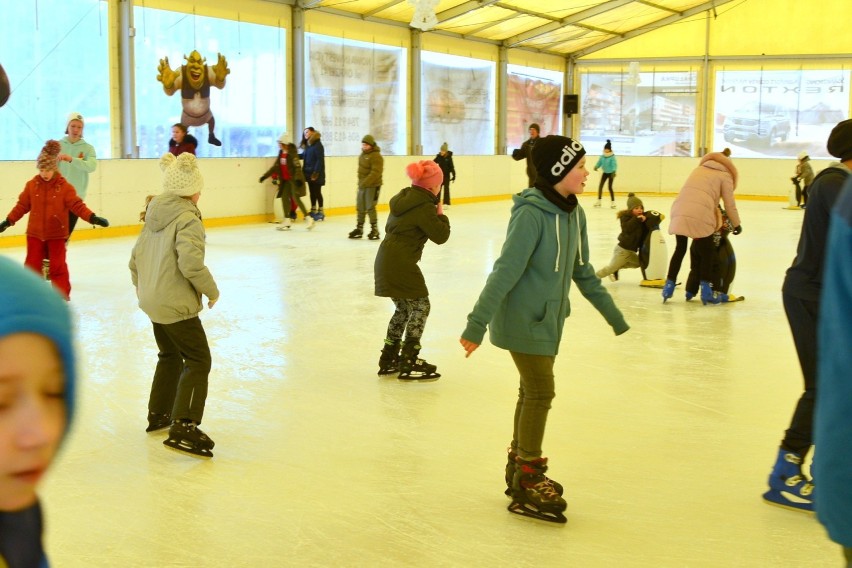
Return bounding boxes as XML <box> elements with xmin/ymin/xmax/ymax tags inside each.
<box><xmin>530</xmin><ymin>300</ymin><xmax>559</xmax><ymax>341</ymax></box>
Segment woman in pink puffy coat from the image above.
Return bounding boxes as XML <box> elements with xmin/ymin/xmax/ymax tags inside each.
<box><xmin>662</xmin><ymin>150</ymin><xmax>742</xmax><ymax>304</ymax></box>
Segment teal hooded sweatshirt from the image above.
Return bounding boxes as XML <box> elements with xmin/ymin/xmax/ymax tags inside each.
<box><xmin>463</xmin><ymin>188</ymin><xmax>629</xmax><ymax>356</ymax></box>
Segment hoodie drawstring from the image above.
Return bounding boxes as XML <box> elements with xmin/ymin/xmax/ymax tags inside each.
<box><xmin>554</xmin><ymin>213</ymin><xmax>560</xmax><ymax>272</ymax></box>
<box><xmin>576</xmin><ymin>215</ymin><xmax>584</xmax><ymax>266</ymax></box>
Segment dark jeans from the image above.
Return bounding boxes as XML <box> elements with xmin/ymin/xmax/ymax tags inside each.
<box><xmin>439</xmin><ymin>179</ymin><xmax>451</xmax><ymax>205</ymax></box>
<box><xmin>781</xmin><ymin>292</ymin><xmax>819</xmax><ymax>455</ymax></box>
<box><xmin>149</xmin><ymin>317</ymin><xmax>212</xmax><ymax>424</ymax></box>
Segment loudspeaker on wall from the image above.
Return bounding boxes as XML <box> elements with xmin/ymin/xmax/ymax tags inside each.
<box><xmin>563</xmin><ymin>94</ymin><xmax>579</xmax><ymax>115</ymax></box>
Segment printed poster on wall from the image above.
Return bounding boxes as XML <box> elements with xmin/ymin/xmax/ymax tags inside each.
<box><xmin>421</xmin><ymin>55</ymin><xmax>494</xmax><ymax>156</ymax></box>
<box><xmin>714</xmin><ymin>69</ymin><xmax>850</xmax><ymax>158</ymax></box>
<box><xmin>305</xmin><ymin>34</ymin><xmax>405</xmax><ymax>156</ymax></box>
<box><xmin>580</xmin><ymin>69</ymin><xmax>697</xmax><ymax>157</ymax></box>
<box><xmin>506</xmin><ymin>70</ymin><xmax>562</xmax><ymax>153</ymax></box>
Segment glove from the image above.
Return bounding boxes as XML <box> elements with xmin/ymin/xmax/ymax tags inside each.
<box><xmin>259</xmin><ymin>175</ymin><xmax>267</xmax><ymax>183</ymax></box>
<box><xmin>90</xmin><ymin>215</ymin><xmax>110</xmax><ymax>228</ymax></box>
<box><xmin>451</xmin><ymin>175</ymin><xmax>456</xmax><ymax>182</ymax></box>
<box><xmin>732</xmin><ymin>225</ymin><xmax>742</xmax><ymax>235</ymax></box>
<box><xmin>0</xmin><ymin>218</ymin><xmax>10</xmax><ymax>233</ymax></box>
<box><xmin>511</xmin><ymin>149</ymin><xmax>522</xmax><ymax>159</ymax></box>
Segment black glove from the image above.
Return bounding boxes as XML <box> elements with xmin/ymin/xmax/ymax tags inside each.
<box><xmin>732</xmin><ymin>225</ymin><xmax>742</xmax><ymax>235</ymax></box>
<box><xmin>511</xmin><ymin>149</ymin><xmax>522</xmax><ymax>159</ymax></box>
<box><xmin>451</xmin><ymin>175</ymin><xmax>456</xmax><ymax>182</ymax></box>
<box><xmin>259</xmin><ymin>175</ymin><xmax>266</xmax><ymax>183</ymax></box>
<box><xmin>0</xmin><ymin>218</ymin><xmax>10</xmax><ymax>233</ymax></box>
<box><xmin>90</xmin><ymin>215</ymin><xmax>109</xmax><ymax>228</ymax></box>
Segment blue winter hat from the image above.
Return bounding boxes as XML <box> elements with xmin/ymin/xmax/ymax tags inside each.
<box><xmin>0</xmin><ymin>256</ymin><xmax>76</xmax><ymax>433</ymax></box>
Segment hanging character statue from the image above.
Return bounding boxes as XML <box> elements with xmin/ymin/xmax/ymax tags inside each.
<box><xmin>156</xmin><ymin>50</ymin><xmax>229</xmax><ymax>146</ymax></box>
<box><xmin>0</xmin><ymin>62</ymin><xmax>10</xmax><ymax>107</ymax></box>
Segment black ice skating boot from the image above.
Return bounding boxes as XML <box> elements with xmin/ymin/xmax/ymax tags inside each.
<box><xmin>348</xmin><ymin>224</ymin><xmax>364</xmax><ymax>239</ymax></box>
<box><xmin>508</xmin><ymin>456</ymin><xmax>567</xmax><ymax>523</ymax></box>
<box><xmin>505</xmin><ymin>448</ymin><xmax>563</xmax><ymax>497</ymax></box>
<box><xmin>378</xmin><ymin>339</ymin><xmax>401</xmax><ymax>375</ymax></box>
<box><xmin>146</xmin><ymin>411</ymin><xmax>172</xmax><ymax>433</ymax></box>
<box><xmin>164</xmin><ymin>419</ymin><xmax>215</xmax><ymax>458</ymax></box>
<box><xmin>397</xmin><ymin>339</ymin><xmax>440</xmax><ymax>381</ymax></box>
<box><xmin>368</xmin><ymin>224</ymin><xmax>380</xmax><ymax>240</ymax></box>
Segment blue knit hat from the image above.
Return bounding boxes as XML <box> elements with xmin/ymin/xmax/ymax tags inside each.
<box><xmin>0</xmin><ymin>256</ymin><xmax>76</xmax><ymax>433</ymax></box>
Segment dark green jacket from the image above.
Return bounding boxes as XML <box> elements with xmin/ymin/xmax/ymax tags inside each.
<box><xmin>374</xmin><ymin>186</ymin><xmax>450</xmax><ymax>298</ymax></box>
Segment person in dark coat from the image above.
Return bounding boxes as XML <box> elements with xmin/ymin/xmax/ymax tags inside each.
<box><xmin>300</xmin><ymin>127</ymin><xmax>326</xmax><ymax>220</ymax></box>
<box><xmin>511</xmin><ymin>123</ymin><xmax>540</xmax><ymax>188</ymax></box>
<box><xmin>433</xmin><ymin>142</ymin><xmax>456</xmax><ymax>207</ymax></box>
<box><xmin>595</xmin><ymin>193</ymin><xmax>649</xmax><ymax>281</ymax></box>
<box><xmin>763</xmin><ymin>119</ymin><xmax>852</xmax><ymax>513</ymax></box>
<box><xmin>374</xmin><ymin>160</ymin><xmax>450</xmax><ymax>380</ymax></box>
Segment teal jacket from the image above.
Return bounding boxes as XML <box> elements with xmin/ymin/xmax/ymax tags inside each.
<box><xmin>58</xmin><ymin>137</ymin><xmax>97</xmax><ymax>199</ymax></box>
<box><xmin>462</xmin><ymin>188</ymin><xmax>629</xmax><ymax>356</ymax></box>
<box><xmin>594</xmin><ymin>151</ymin><xmax>617</xmax><ymax>174</ymax></box>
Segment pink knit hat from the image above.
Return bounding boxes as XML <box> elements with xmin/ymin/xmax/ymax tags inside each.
<box><xmin>406</xmin><ymin>160</ymin><xmax>443</xmax><ymax>190</ymax></box>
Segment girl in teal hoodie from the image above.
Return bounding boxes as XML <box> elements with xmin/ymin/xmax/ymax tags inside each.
<box><xmin>461</xmin><ymin>135</ymin><xmax>629</xmax><ymax>524</ymax></box>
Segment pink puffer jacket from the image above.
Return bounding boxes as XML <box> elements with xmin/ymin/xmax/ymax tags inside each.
<box><xmin>668</xmin><ymin>152</ymin><xmax>741</xmax><ymax>239</ymax></box>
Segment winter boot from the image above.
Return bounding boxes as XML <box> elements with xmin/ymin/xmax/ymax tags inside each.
<box><xmin>505</xmin><ymin>448</ymin><xmax>563</xmax><ymax>497</ymax></box>
<box><xmin>348</xmin><ymin>225</ymin><xmax>364</xmax><ymax>239</ymax></box>
<box><xmin>700</xmin><ymin>280</ymin><xmax>724</xmax><ymax>305</ymax></box>
<box><xmin>762</xmin><ymin>448</ymin><xmax>814</xmax><ymax>512</ymax></box>
<box><xmin>507</xmin><ymin>456</ymin><xmax>567</xmax><ymax>523</ymax></box>
<box><xmin>593</xmin><ymin>199</ymin><xmax>602</xmax><ymax>208</ymax></box>
<box><xmin>398</xmin><ymin>339</ymin><xmax>440</xmax><ymax>381</ymax></box>
<box><xmin>662</xmin><ymin>279</ymin><xmax>676</xmax><ymax>303</ymax></box>
<box><xmin>378</xmin><ymin>339</ymin><xmax>401</xmax><ymax>376</ymax></box>
<box><xmin>368</xmin><ymin>224</ymin><xmax>381</xmax><ymax>240</ymax></box>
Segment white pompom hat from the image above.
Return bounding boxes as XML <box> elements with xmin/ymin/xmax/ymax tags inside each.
<box><xmin>160</xmin><ymin>152</ymin><xmax>203</xmax><ymax>197</ymax></box>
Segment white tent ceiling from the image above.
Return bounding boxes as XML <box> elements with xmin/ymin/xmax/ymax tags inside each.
<box><xmin>271</xmin><ymin>0</ymin><xmax>737</xmax><ymax>58</ymax></box>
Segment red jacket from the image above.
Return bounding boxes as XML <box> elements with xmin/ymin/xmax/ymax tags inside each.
<box><xmin>6</xmin><ymin>172</ymin><xmax>95</xmax><ymax>240</ymax></box>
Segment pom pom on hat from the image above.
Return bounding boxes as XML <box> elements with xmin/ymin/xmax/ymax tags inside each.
<box><xmin>604</xmin><ymin>139</ymin><xmax>612</xmax><ymax>151</ymax></box>
<box><xmin>36</xmin><ymin>140</ymin><xmax>61</xmax><ymax>171</ymax></box>
<box><xmin>406</xmin><ymin>160</ymin><xmax>444</xmax><ymax>190</ymax></box>
<box><xmin>160</xmin><ymin>152</ymin><xmax>203</xmax><ymax>197</ymax></box>
<box><xmin>626</xmin><ymin>193</ymin><xmax>643</xmax><ymax>210</ymax></box>
<box><xmin>531</xmin><ymin>135</ymin><xmax>586</xmax><ymax>186</ymax></box>
<box><xmin>827</xmin><ymin>119</ymin><xmax>852</xmax><ymax>162</ymax></box>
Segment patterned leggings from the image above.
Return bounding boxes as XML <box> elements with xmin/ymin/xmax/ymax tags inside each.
<box><xmin>386</xmin><ymin>297</ymin><xmax>431</xmax><ymax>342</ymax></box>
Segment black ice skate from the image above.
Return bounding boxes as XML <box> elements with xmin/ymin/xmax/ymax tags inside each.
<box><xmin>397</xmin><ymin>340</ymin><xmax>440</xmax><ymax>381</ymax></box>
<box><xmin>163</xmin><ymin>420</ymin><xmax>215</xmax><ymax>458</ymax></box>
<box><xmin>377</xmin><ymin>339</ymin><xmax>401</xmax><ymax>375</ymax></box>
<box><xmin>367</xmin><ymin>225</ymin><xmax>380</xmax><ymax>240</ymax></box>
<box><xmin>505</xmin><ymin>449</ymin><xmax>563</xmax><ymax>497</ymax></box>
<box><xmin>146</xmin><ymin>411</ymin><xmax>171</xmax><ymax>433</ymax></box>
<box><xmin>507</xmin><ymin>457</ymin><xmax>567</xmax><ymax>524</ymax></box>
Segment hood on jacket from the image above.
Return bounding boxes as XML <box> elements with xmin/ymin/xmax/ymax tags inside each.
<box><xmin>512</xmin><ymin>187</ymin><xmax>584</xmax><ymax>272</ymax></box>
<box><xmin>307</xmin><ymin>131</ymin><xmax>321</xmax><ymax>145</ymax></box>
<box><xmin>143</xmin><ymin>193</ymin><xmax>200</xmax><ymax>232</ymax></box>
<box><xmin>389</xmin><ymin>186</ymin><xmax>437</xmax><ymax>217</ymax></box>
<box><xmin>700</xmin><ymin>152</ymin><xmax>738</xmax><ymax>189</ymax></box>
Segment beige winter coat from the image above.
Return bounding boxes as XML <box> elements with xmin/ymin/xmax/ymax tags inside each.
<box><xmin>668</xmin><ymin>152</ymin><xmax>741</xmax><ymax>239</ymax></box>
<box><xmin>129</xmin><ymin>193</ymin><xmax>219</xmax><ymax>324</ymax></box>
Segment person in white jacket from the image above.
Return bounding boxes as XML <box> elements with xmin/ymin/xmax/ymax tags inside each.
<box><xmin>129</xmin><ymin>152</ymin><xmax>219</xmax><ymax>458</ymax></box>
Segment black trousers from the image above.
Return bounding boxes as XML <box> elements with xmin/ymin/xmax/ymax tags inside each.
<box><xmin>781</xmin><ymin>292</ymin><xmax>819</xmax><ymax>455</ymax></box>
<box><xmin>149</xmin><ymin>317</ymin><xmax>212</xmax><ymax>424</ymax></box>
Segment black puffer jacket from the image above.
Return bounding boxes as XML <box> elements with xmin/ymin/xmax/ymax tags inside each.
<box><xmin>616</xmin><ymin>211</ymin><xmax>648</xmax><ymax>252</ymax></box>
<box><xmin>374</xmin><ymin>186</ymin><xmax>450</xmax><ymax>298</ymax></box>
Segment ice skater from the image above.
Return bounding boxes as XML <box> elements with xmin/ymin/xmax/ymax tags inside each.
<box><xmin>374</xmin><ymin>160</ymin><xmax>450</xmax><ymax>380</ymax></box>
<box><xmin>765</xmin><ymin>119</ymin><xmax>852</xmax><ymax>512</ymax></box>
<box><xmin>0</xmin><ymin>140</ymin><xmax>109</xmax><ymax>299</ymax></box>
<box><xmin>593</xmin><ymin>139</ymin><xmax>617</xmax><ymax>208</ymax></box>
<box><xmin>460</xmin><ymin>135</ymin><xmax>629</xmax><ymax>523</ymax></box>
<box><xmin>595</xmin><ymin>193</ymin><xmax>648</xmax><ymax>282</ymax></box>
<box><xmin>130</xmin><ymin>152</ymin><xmax>219</xmax><ymax>458</ymax></box>
<box><xmin>791</xmin><ymin>151</ymin><xmax>814</xmax><ymax>208</ymax></box>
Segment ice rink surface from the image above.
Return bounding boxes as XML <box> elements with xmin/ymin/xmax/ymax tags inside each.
<box><xmin>3</xmin><ymin>194</ymin><xmax>843</xmax><ymax>567</ymax></box>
